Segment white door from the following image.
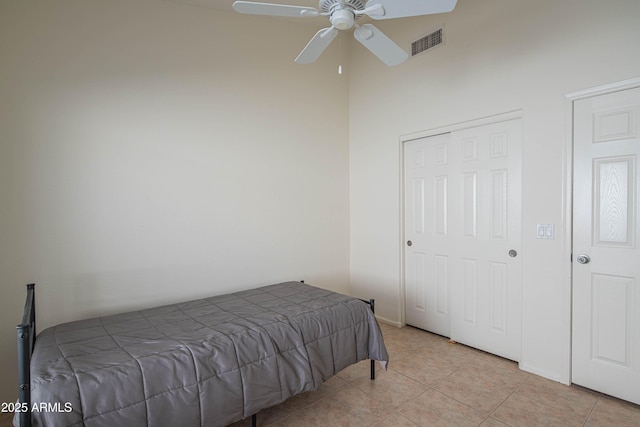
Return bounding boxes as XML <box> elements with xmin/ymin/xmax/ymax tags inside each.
<box><xmin>448</xmin><ymin>119</ymin><xmax>522</xmax><ymax>361</ymax></box>
<box><xmin>404</xmin><ymin>133</ymin><xmax>453</xmax><ymax>336</ymax></box>
<box><xmin>404</xmin><ymin>118</ymin><xmax>522</xmax><ymax>361</ymax></box>
<box><xmin>572</xmin><ymin>86</ymin><xmax>640</xmax><ymax>405</ymax></box>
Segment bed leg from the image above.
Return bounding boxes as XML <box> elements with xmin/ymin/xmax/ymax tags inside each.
<box><xmin>369</xmin><ymin>298</ymin><xmax>375</xmax><ymax>380</ymax></box>
<box><xmin>17</xmin><ymin>326</ymin><xmax>32</xmax><ymax>427</ymax></box>
<box><xmin>252</xmin><ymin>413</ymin><xmax>257</xmax><ymax>427</ymax></box>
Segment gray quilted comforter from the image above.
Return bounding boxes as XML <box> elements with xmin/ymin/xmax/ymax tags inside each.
<box><xmin>25</xmin><ymin>282</ymin><xmax>388</xmax><ymax>427</ymax></box>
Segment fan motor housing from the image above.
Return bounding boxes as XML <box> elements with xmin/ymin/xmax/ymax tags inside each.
<box><xmin>319</xmin><ymin>0</ymin><xmax>366</xmax><ymax>15</ymax></box>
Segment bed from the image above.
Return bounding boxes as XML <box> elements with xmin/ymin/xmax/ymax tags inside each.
<box><xmin>15</xmin><ymin>281</ymin><xmax>388</xmax><ymax>427</ymax></box>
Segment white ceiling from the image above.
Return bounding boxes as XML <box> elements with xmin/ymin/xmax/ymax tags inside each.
<box><xmin>164</xmin><ymin>0</ymin><xmax>320</xmax><ymax>14</ymax></box>
<box><xmin>162</xmin><ymin>0</ymin><xmax>328</xmax><ymax>26</ymax></box>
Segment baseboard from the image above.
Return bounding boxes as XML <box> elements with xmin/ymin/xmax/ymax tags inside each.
<box><xmin>519</xmin><ymin>362</ymin><xmax>570</xmax><ymax>386</ymax></box>
<box><xmin>375</xmin><ymin>315</ymin><xmax>403</xmax><ymax>328</ymax></box>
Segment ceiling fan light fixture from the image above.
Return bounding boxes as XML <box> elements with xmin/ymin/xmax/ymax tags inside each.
<box><xmin>331</xmin><ymin>9</ymin><xmax>354</xmax><ymax>30</ymax></box>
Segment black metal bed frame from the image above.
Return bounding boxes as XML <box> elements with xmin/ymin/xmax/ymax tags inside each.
<box><xmin>16</xmin><ymin>283</ymin><xmax>36</xmax><ymax>427</ymax></box>
<box><xmin>17</xmin><ymin>283</ymin><xmax>378</xmax><ymax>427</ymax></box>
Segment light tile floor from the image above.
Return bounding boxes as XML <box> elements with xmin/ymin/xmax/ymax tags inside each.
<box><xmin>1</xmin><ymin>324</ymin><xmax>638</xmax><ymax>426</ymax></box>
<box><xmin>230</xmin><ymin>324</ymin><xmax>640</xmax><ymax>427</ymax></box>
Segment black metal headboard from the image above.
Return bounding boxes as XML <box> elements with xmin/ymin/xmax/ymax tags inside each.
<box><xmin>16</xmin><ymin>283</ymin><xmax>36</xmax><ymax>427</ymax></box>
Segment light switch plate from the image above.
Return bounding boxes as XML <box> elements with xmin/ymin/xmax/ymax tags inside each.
<box><xmin>536</xmin><ymin>224</ymin><xmax>554</xmax><ymax>239</ymax></box>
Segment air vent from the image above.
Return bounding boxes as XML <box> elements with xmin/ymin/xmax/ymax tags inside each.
<box><xmin>411</xmin><ymin>28</ymin><xmax>443</xmax><ymax>57</ymax></box>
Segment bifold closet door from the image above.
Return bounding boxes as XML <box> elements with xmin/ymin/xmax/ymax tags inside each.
<box><xmin>404</xmin><ymin>133</ymin><xmax>453</xmax><ymax>337</ymax></box>
<box><xmin>404</xmin><ymin>118</ymin><xmax>522</xmax><ymax>362</ymax></box>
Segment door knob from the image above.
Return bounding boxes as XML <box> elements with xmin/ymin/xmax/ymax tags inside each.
<box><xmin>576</xmin><ymin>254</ymin><xmax>590</xmax><ymax>264</ymax></box>
<box><xmin>407</xmin><ymin>240</ymin><xmax>412</xmax><ymax>247</ymax></box>
<box><xmin>508</xmin><ymin>249</ymin><xmax>517</xmax><ymax>258</ymax></box>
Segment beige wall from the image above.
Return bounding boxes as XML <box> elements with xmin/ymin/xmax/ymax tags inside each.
<box><xmin>2</xmin><ymin>0</ymin><xmax>640</xmax><ymax>408</ymax></box>
<box><xmin>0</xmin><ymin>0</ymin><xmax>349</xmax><ymax>401</ymax></box>
<box><xmin>348</xmin><ymin>0</ymin><xmax>640</xmax><ymax>383</ymax></box>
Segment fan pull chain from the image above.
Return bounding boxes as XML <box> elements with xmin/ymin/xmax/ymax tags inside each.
<box><xmin>338</xmin><ymin>32</ymin><xmax>343</xmax><ymax>75</ymax></box>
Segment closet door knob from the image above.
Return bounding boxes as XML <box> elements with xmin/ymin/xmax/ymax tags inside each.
<box><xmin>576</xmin><ymin>254</ymin><xmax>590</xmax><ymax>264</ymax></box>
<box><xmin>407</xmin><ymin>240</ymin><xmax>412</xmax><ymax>247</ymax></box>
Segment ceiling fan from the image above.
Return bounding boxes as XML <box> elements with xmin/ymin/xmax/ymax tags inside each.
<box><xmin>232</xmin><ymin>0</ymin><xmax>457</xmax><ymax>66</ymax></box>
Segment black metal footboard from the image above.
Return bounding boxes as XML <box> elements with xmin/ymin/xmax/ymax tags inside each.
<box><xmin>359</xmin><ymin>297</ymin><xmax>377</xmax><ymax>381</ymax></box>
<box><xmin>252</xmin><ymin>290</ymin><xmax>378</xmax><ymax>427</ymax></box>
<box><xmin>16</xmin><ymin>283</ymin><xmax>36</xmax><ymax>427</ymax></box>
<box><xmin>299</xmin><ymin>280</ymin><xmax>378</xmax><ymax>379</ymax></box>
<box><xmin>253</xmin><ymin>282</ymin><xmax>379</xmax><ymax>427</ymax></box>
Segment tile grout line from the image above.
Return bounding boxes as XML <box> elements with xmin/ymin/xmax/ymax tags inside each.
<box><xmin>487</xmin><ymin>372</ymin><xmax>532</xmax><ymax>426</ymax></box>
<box><xmin>485</xmin><ymin>383</ymin><xmax>519</xmax><ymax>427</ymax></box>
<box><xmin>581</xmin><ymin>395</ymin><xmax>600</xmax><ymax>426</ymax></box>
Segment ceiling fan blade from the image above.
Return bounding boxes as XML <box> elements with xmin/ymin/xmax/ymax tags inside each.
<box><xmin>232</xmin><ymin>1</ymin><xmax>319</xmax><ymax>17</ymax></box>
<box><xmin>364</xmin><ymin>0</ymin><xmax>457</xmax><ymax>20</ymax></box>
<box><xmin>353</xmin><ymin>24</ymin><xmax>408</xmax><ymax>66</ymax></box>
<box><xmin>295</xmin><ymin>27</ymin><xmax>338</xmax><ymax>64</ymax></box>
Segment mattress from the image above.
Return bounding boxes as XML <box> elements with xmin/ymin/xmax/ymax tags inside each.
<box><xmin>25</xmin><ymin>282</ymin><xmax>388</xmax><ymax>426</ymax></box>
